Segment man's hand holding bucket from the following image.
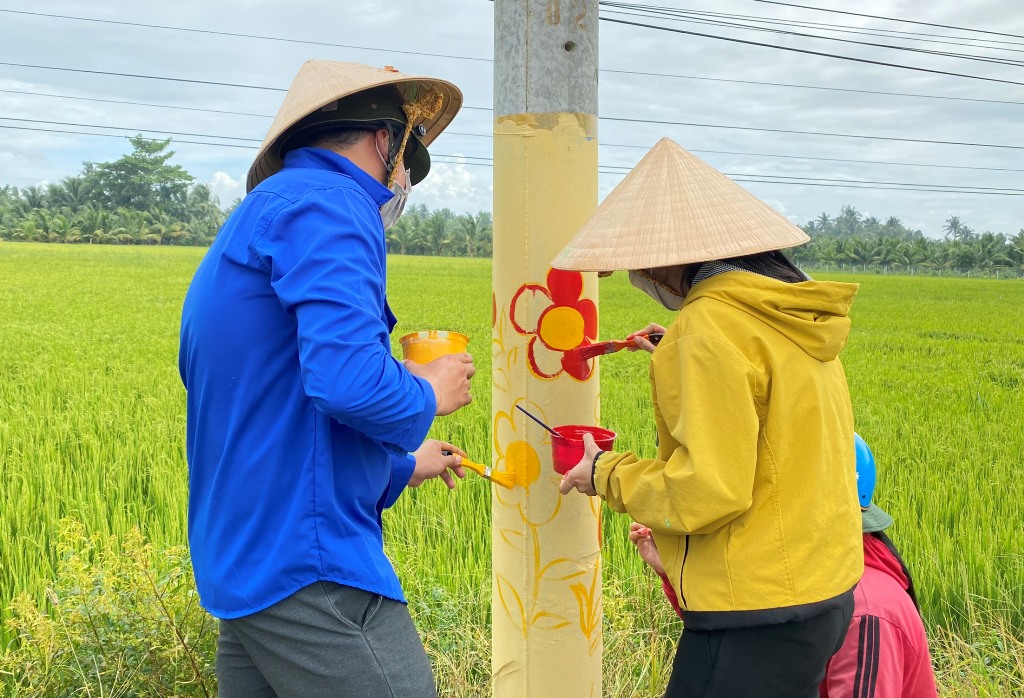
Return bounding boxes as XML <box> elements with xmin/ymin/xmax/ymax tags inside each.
<box><xmin>405</xmin><ymin>353</ymin><xmax>476</xmax><ymax>416</ymax></box>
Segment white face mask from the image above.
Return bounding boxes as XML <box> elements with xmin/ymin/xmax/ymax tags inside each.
<box><xmin>379</xmin><ymin>171</ymin><xmax>410</xmax><ymax>230</ymax></box>
<box><xmin>376</xmin><ymin>135</ymin><xmax>410</xmax><ymax>230</ymax></box>
<box><xmin>628</xmin><ymin>270</ymin><xmax>686</xmax><ymax>311</ymax></box>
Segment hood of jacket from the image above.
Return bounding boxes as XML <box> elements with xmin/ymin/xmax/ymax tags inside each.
<box><xmin>682</xmin><ymin>271</ymin><xmax>858</xmax><ymax>362</ymax></box>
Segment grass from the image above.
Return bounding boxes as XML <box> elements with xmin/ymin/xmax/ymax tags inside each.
<box><xmin>1</xmin><ymin>242</ymin><xmax>1021</xmax><ymax>695</ymax></box>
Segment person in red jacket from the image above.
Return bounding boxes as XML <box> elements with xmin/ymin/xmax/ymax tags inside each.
<box><xmin>630</xmin><ymin>434</ymin><xmax>938</xmax><ymax>697</ymax></box>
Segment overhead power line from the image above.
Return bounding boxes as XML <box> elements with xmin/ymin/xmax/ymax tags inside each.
<box><xmin>0</xmin><ymin>88</ymin><xmax>273</xmax><ymax>118</ymax></box>
<box><xmin>0</xmin><ymin>117</ymin><xmax>262</xmax><ymax>142</ymax></box>
<box><xmin>0</xmin><ymin>124</ymin><xmax>257</xmax><ymax>149</ymax></box>
<box><xmin>601</xmin><ymin>3</ymin><xmax>1024</xmax><ymax>51</ymax></box>
<box><xmin>11</xmin><ymin>87</ymin><xmax>1024</xmax><ymax>173</ymax></box>
<box><xmin>0</xmin><ymin>9</ymin><xmax>489</xmax><ymax>63</ymax></box>
<box><xmin>750</xmin><ymin>1</ymin><xmax>1024</xmax><ymax>41</ymax></box>
<box><xmin>0</xmin><ymin>62</ymin><xmax>285</xmax><ymax>92</ymax></box>
<box><xmin>600</xmin><ymin>69</ymin><xmax>1024</xmax><ymax>106</ymax></box>
<box><xmin>600</xmin><ymin>16</ymin><xmax>1024</xmax><ymax>87</ymax></box>
<box><xmin>602</xmin><ymin>7</ymin><xmax>1024</xmax><ymax>69</ymax></box>
<box><xmin>609</xmin><ymin>147</ymin><xmax>1024</xmax><ymax>174</ymax></box>
<box><xmin>8</xmin><ymin>59</ymin><xmax>1024</xmax><ymax>109</ymax></box>
<box><xmin>4</xmin><ymin>10</ymin><xmax>1024</xmax><ymax>103</ymax></box>
<box><xmin>5</xmin><ymin>124</ymin><xmax>1020</xmax><ymax>197</ymax></box>
<box><xmin>601</xmin><ymin>3</ymin><xmax>1024</xmax><ymax>65</ymax></box>
<box><xmin>597</xmin><ymin>116</ymin><xmax>1024</xmax><ymax>151</ymax></box>
<box><xmin>5</xmin><ymin>110</ymin><xmax>1024</xmax><ymax>152</ymax></box>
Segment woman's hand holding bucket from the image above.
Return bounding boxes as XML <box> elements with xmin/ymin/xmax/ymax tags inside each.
<box><xmin>557</xmin><ymin>432</ymin><xmax>603</xmax><ymax>497</ymax></box>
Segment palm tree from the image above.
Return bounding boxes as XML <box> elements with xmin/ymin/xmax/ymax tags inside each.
<box><xmin>454</xmin><ymin>212</ymin><xmax>494</xmax><ymax>257</ymax></box>
<box><xmin>112</xmin><ymin>208</ymin><xmax>151</xmax><ymax>244</ymax></box>
<box><xmin>21</xmin><ymin>185</ymin><xmax>47</xmax><ymax>211</ymax></box>
<box><xmin>838</xmin><ymin>237</ymin><xmax>872</xmax><ymax>270</ymax></box>
<box><xmin>972</xmin><ymin>232</ymin><xmax>1012</xmax><ymax>275</ymax></box>
<box><xmin>815</xmin><ymin>237</ymin><xmax>840</xmax><ymax>270</ymax></box>
<box><xmin>74</xmin><ymin>204</ymin><xmax>110</xmax><ymax>244</ymax></box>
<box><xmin>942</xmin><ymin>216</ymin><xmax>976</xmax><ymax>243</ymax></box>
<box><xmin>874</xmin><ymin>236</ymin><xmax>902</xmax><ymax>272</ymax></box>
<box><xmin>908</xmin><ymin>238</ymin><xmax>936</xmax><ymax>272</ymax></box>
<box><xmin>47</xmin><ymin>177</ymin><xmax>90</xmax><ymax>209</ymax></box>
<box><xmin>473</xmin><ymin>211</ymin><xmax>492</xmax><ymax>257</ymax></box>
<box><xmin>1009</xmin><ymin>231</ymin><xmax>1024</xmax><ymax>277</ymax></box>
<box><xmin>12</xmin><ymin>219</ymin><xmax>42</xmax><ymax>242</ymax></box>
<box><xmin>420</xmin><ymin>209</ymin><xmax>456</xmax><ymax>256</ymax></box>
<box><xmin>882</xmin><ymin>216</ymin><xmax>905</xmax><ymax>238</ymax></box>
<box><xmin>835</xmin><ymin>206</ymin><xmax>862</xmax><ymax>238</ymax></box>
<box><xmin>48</xmin><ymin>214</ymin><xmax>80</xmax><ymax>243</ymax></box>
<box><xmin>815</xmin><ymin>213</ymin><xmax>833</xmax><ymax>236</ymax></box>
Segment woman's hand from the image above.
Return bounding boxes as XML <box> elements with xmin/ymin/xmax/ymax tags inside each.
<box><xmin>626</xmin><ymin>323</ymin><xmax>667</xmax><ymax>354</ymax></box>
<box><xmin>629</xmin><ymin>522</ymin><xmax>665</xmax><ymax>576</ymax></box>
<box><xmin>558</xmin><ymin>432</ymin><xmax>602</xmax><ymax>497</ymax></box>
<box><xmin>409</xmin><ymin>440</ymin><xmax>467</xmax><ymax>489</ymax></box>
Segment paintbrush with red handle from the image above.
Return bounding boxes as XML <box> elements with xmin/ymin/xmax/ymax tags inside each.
<box><xmin>573</xmin><ymin>332</ymin><xmax>664</xmax><ymax>361</ymax></box>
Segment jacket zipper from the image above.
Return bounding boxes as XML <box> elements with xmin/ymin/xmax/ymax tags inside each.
<box><xmin>677</xmin><ymin>535</ymin><xmax>689</xmax><ymax>609</ymax></box>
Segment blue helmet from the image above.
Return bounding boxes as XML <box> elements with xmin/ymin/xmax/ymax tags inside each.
<box><xmin>854</xmin><ymin>432</ymin><xmax>875</xmax><ymax>509</ymax></box>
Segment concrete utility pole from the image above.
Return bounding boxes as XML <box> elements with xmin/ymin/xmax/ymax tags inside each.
<box><xmin>492</xmin><ymin>1</ymin><xmax>601</xmax><ymax>696</ymax></box>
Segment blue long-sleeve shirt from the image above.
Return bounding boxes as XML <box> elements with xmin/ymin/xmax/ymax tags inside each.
<box><xmin>178</xmin><ymin>147</ymin><xmax>436</xmax><ymax>619</ymax></box>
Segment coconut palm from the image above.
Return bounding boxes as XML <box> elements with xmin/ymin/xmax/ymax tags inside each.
<box><xmin>420</xmin><ymin>209</ymin><xmax>456</xmax><ymax>257</ymax></box>
<box><xmin>47</xmin><ymin>177</ymin><xmax>91</xmax><ymax>209</ymax></box>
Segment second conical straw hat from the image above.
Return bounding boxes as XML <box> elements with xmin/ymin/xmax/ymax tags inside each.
<box><xmin>552</xmin><ymin>138</ymin><xmax>809</xmax><ymax>271</ymax></box>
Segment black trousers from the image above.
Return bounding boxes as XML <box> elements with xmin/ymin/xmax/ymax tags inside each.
<box><xmin>665</xmin><ymin>595</ymin><xmax>854</xmax><ymax>698</ymax></box>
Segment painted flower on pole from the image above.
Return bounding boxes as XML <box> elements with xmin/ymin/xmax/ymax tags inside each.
<box><xmin>510</xmin><ymin>268</ymin><xmax>597</xmax><ymax>381</ymax></box>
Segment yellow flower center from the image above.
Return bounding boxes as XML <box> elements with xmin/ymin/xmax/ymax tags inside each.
<box><xmin>507</xmin><ymin>440</ymin><xmax>541</xmax><ymax>488</ymax></box>
<box><xmin>538</xmin><ymin>306</ymin><xmax>585</xmax><ymax>351</ymax></box>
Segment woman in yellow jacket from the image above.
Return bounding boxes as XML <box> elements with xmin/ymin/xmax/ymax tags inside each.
<box><xmin>555</xmin><ymin>139</ymin><xmax>863</xmax><ymax>698</ymax></box>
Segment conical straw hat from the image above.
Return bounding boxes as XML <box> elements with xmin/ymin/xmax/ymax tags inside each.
<box><xmin>247</xmin><ymin>60</ymin><xmax>462</xmax><ymax>192</ymax></box>
<box><xmin>552</xmin><ymin>137</ymin><xmax>809</xmax><ymax>271</ymax></box>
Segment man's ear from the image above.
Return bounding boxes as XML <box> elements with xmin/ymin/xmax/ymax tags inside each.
<box><xmin>374</xmin><ymin>128</ymin><xmax>389</xmax><ymax>153</ymax></box>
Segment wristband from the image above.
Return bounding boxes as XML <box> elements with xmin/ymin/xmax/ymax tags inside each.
<box><xmin>591</xmin><ymin>450</ymin><xmax>606</xmax><ymax>492</ymax></box>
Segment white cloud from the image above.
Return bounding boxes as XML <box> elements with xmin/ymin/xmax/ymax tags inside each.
<box><xmin>414</xmin><ymin>156</ymin><xmax>490</xmax><ymax>213</ymax></box>
<box><xmin>207</xmin><ymin>171</ymin><xmax>244</xmax><ymax>206</ymax></box>
<box><xmin>1</xmin><ymin>0</ymin><xmax>1022</xmax><ymax>234</ymax></box>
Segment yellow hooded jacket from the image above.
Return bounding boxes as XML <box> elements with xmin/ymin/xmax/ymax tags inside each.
<box><xmin>595</xmin><ymin>271</ymin><xmax>863</xmax><ymax>630</ymax></box>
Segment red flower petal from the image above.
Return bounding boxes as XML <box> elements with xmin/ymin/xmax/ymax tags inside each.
<box><xmin>527</xmin><ymin>335</ymin><xmax>563</xmax><ymax>380</ymax></box>
<box><xmin>574</xmin><ymin>298</ymin><xmax>598</xmax><ymax>341</ymax></box>
<box><xmin>547</xmin><ymin>268</ymin><xmax>583</xmax><ymax>306</ymax></box>
<box><xmin>510</xmin><ymin>283</ymin><xmax>552</xmax><ymax>336</ymax></box>
<box><xmin>562</xmin><ymin>349</ymin><xmax>594</xmax><ymax>382</ymax></box>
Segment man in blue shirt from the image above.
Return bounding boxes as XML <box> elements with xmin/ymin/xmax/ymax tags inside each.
<box><xmin>179</xmin><ymin>61</ymin><xmax>472</xmax><ymax>697</ymax></box>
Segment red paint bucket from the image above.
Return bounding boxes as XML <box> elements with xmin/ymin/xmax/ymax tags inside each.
<box><xmin>551</xmin><ymin>425</ymin><xmax>617</xmax><ymax>475</ymax></box>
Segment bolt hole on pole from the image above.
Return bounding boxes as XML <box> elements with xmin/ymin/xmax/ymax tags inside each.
<box><xmin>564</xmin><ymin>40</ymin><xmax>577</xmax><ymax>52</ymax></box>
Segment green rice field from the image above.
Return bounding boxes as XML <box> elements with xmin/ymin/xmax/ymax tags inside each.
<box><xmin>1</xmin><ymin>242</ymin><xmax>1022</xmax><ymax>695</ymax></box>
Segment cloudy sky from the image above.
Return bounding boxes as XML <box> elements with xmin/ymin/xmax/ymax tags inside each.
<box><xmin>1</xmin><ymin>0</ymin><xmax>1022</xmax><ymax>236</ymax></box>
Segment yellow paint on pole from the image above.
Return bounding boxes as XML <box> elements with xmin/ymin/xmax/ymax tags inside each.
<box><xmin>491</xmin><ymin>110</ymin><xmax>600</xmax><ymax>697</ymax></box>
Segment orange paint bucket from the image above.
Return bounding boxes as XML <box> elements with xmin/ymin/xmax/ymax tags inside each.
<box><xmin>399</xmin><ymin>330</ymin><xmax>470</xmax><ymax>364</ymax></box>
<box><xmin>550</xmin><ymin>425</ymin><xmax>616</xmax><ymax>475</ymax></box>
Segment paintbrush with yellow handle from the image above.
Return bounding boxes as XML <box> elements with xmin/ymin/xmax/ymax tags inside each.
<box><xmin>443</xmin><ymin>450</ymin><xmax>516</xmax><ymax>489</ymax></box>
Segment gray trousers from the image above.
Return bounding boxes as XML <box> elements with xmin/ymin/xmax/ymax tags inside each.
<box><xmin>216</xmin><ymin>581</ymin><xmax>437</xmax><ymax>698</ymax></box>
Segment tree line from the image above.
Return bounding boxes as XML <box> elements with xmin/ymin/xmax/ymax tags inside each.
<box><xmin>2</xmin><ymin>138</ymin><xmax>1021</xmax><ymax>275</ymax></box>
<box><xmin>794</xmin><ymin>205</ymin><xmax>1024</xmax><ymax>277</ymax></box>
<box><xmin>1</xmin><ymin>137</ymin><xmax>228</xmax><ymax>246</ymax></box>
<box><xmin>385</xmin><ymin>205</ymin><xmax>492</xmax><ymax>257</ymax></box>
<box><xmin>0</xmin><ymin>136</ymin><xmax>494</xmax><ymax>255</ymax></box>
